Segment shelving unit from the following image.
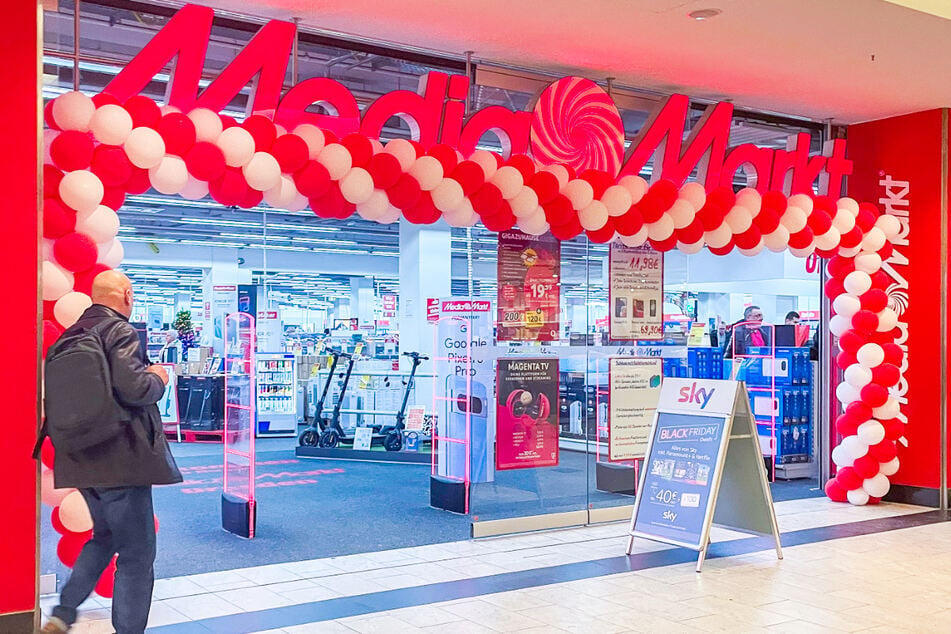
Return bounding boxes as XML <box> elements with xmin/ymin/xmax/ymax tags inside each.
<box><xmin>256</xmin><ymin>353</ymin><xmax>297</xmax><ymax>437</ymax></box>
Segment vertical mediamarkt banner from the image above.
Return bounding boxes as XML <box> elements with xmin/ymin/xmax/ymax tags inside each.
<box><xmin>496</xmin><ymin>358</ymin><xmax>560</xmax><ymax>470</ymax></box>
<box><xmin>848</xmin><ymin>110</ymin><xmax>948</xmax><ymax>492</ymax></box>
<box><xmin>497</xmin><ymin>230</ymin><xmax>561</xmax><ymax>341</ymax></box>
<box><xmin>609</xmin><ymin>244</ymin><xmax>664</xmax><ymax>340</ymax></box>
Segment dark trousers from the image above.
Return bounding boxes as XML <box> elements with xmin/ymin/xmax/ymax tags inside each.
<box><xmin>53</xmin><ymin>486</ymin><xmax>156</xmax><ymax>634</ymax></box>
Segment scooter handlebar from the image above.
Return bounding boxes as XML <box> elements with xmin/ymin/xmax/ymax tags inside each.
<box><xmin>402</xmin><ymin>351</ymin><xmax>429</xmax><ymax>361</ymax></box>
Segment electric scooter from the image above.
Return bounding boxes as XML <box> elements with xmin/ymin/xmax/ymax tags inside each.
<box><xmin>297</xmin><ymin>349</ymin><xmax>344</xmax><ymax>447</ymax></box>
<box><xmin>380</xmin><ymin>351</ymin><xmax>429</xmax><ymax>451</ymax></box>
<box><xmin>318</xmin><ymin>351</ymin><xmax>358</xmax><ymax>448</ymax></box>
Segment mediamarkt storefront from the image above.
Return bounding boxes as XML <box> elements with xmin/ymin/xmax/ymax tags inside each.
<box><xmin>2</xmin><ymin>1</ymin><xmax>948</xmax><ymax>630</ymax></box>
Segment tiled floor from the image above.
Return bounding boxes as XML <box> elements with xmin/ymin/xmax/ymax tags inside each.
<box><xmin>41</xmin><ymin>498</ymin><xmax>948</xmax><ymax>633</ymax></box>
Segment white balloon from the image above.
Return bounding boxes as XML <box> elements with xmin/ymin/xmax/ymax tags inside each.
<box><xmin>490</xmin><ymin>166</ymin><xmax>523</xmax><ymax>199</ymax></box>
<box><xmin>847</xmin><ymin>488</ymin><xmax>870</xmax><ymax>506</ymax></box>
<box><xmin>545</xmin><ymin>164</ymin><xmax>570</xmax><ymax>188</ymax></box>
<box><xmin>149</xmin><ymin>155</ymin><xmax>188</xmax><ymax>195</ymax></box>
<box><xmin>646</xmin><ymin>215</ymin><xmax>675</xmax><ymax>241</ymax></box>
<box><xmin>159</xmin><ymin>105</ymin><xmax>181</xmax><ymax>115</ymax></box>
<box><xmin>832</xmin><ymin>294</ymin><xmax>861</xmax><ymax>318</ymax></box>
<box><xmin>735</xmin><ymin>188</ymin><xmax>762</xmax><ymax>217</ymax></box>
<box><xmin>217</xmin><ymin>126</ymin><xmax>256</xmax><ymax>168</ymax></box>
<box><xmin>814</xmin><ymin>228</ymin><xmax>841</xmax><ymax>251</ymax></box>
<box><xmin>844</xmin><ymin>364</ymin><xmax>873</xmax><ymax>389</ymax></box>
<box><xmin>618</xmin><ymin>175</ymin><xmax>649</xmax><ymax>203</ymax></box>
<box><xmin>880</xmin><ymin>457</ymin><xmax>900</xmax><ymax>476</ymax></box>
<box><xmin>42</xmin><ymin>261</ymin><xmax>74</xmax><ymax>302</ymax></box>
<box><xmin>76</xmin><ymin>205</ymin><xmax>119</xmax><ymax>243</ymax></box>
<box><xmin>42</xmin><ymin>238</ymin><xmax>55</xmax><ymax>262</ymax></box>
<box><xmin>602</xmin><ymin>185</ymin><xmax>634</xmax><ymax>217</ymax></box>
<box><xmin>738</xmin><ymin>242</ymin><xmax>765</xmax><ymax>257</ymax></box>
<box><xmin>59</xmin><ymin>490</ymin><xmax>93</xmax><ymax>532</ymax></box>
<box><xmin>187</xmin><ymin>108</ymin><xmax>223</xmax><ymax>143</ymax></box>
<box><xmin>829</xmin><ymin>314</ymin><xmax>851</xmax><ymax>337</ymax></box>
<box><xmin>780</xmin><ymin>206</ymin><xmax>808</xmax><ymax>233</ymax></box>
<box><xmin>317</xmin><ymin>144</ymin><xmax>353</xmax><ymax>181</ymax></box>
<box><xmin>876</xmin><ymin>308</ymin><xmax>898</xmax><ymax>332</ymax></box>
<box><xmin>838</xmin><ymin>245</ymin><xmax>863</xmax><ymax>258</ymax></box>
<box><xmin>724</xmin><ymin>206</ymin><xmax>753</xmax><ymax>233</ymax></box>
<box><xmin>854</xmin><ymin>252</ymin><xmax>882</xmax><ymax>274</ymax></box>
<box><xmin>468</xmin><ymin>150</ymin><xmax>498</xmax><ymax>180</ymax></box>
<box><xmin>445</xmin><ymin>199</ymin><xmax>475</xmax><ymax>227</ymax></box>
<box><xmin>274</xmin><ymin>124</ymin><xmax>287</xmax><ymax>138</ymax></box>
<box><xmin>677</xmin><ymin>240</ymin><xmax>705</xmax><ymax>254</ymax></box>
<box><xmin>763</xmin><ymin>226</ymin><xmax>790</xmax><ymax>252</ymax></box>
<box><xmin>54</xmin><ymin>292</ymin><xmax>92</xmax><ymax>329</ymax></box>
<box><xmin>789</xmin><ymin>245</ymin><xmax>816</xmax><ymax>258</ymax></box>
<box><xmin>432</xmin><ymin>179</ymin><xmax>464</xmax><ymax>212</ymax></box>
<box><xmin>378</xmin><ymin>204</ymin><xmax>402</xmax><ymax>224</ymax></box>
<box><xmin>788</xmin><ymin>193</ymin><xmax>814</xmax><ymax>214</ymax></box>
<box><xmin>384</xmin><ymin>139</ymin><xmax>417</xmax><ymax>172</ymax></box>
<box><xmin>97</xmin><ymin>238</ymin><xmax>124</xmax><ymax>268</ymax></box>
<box><xmin>243</xmin><ymin>152</ymin><xmax>282</xmax><ymax>192</ymax></box>
<box><xmin>123</xmin><ymin>127</ymin><xmax>165</xmax><ymax>169</ymax></box>
<box><xmin>293</xmin><ymin>124</ymin><xmax>326</xmax><ymax>159</ymax></box>
<box><xmin>517</xmin><ymin>211</ymin><xmax>549</xmax><ymax>236</ymax></box>
<box><xmin>510</xmin><ymin>187</ymin><xmax>540</xmax><ymax>218</ymax></box>
<box><xmin>620</xmin><ymin>226</ymin><xmax>649</xmax><ymax>247</ymax></box>
<box><xmin>837</xmin><ymin>197</ymin><xmax>860</xmax><ymax>216</ymax></box>
<box><xmin>873</xmin><ymin>399</ymin><xmax>901</xmax><ymax>421</ymax></box>
<box><xmin>89</xmin><ymin>104</ymin><xmax>133</xmax><ymax>146</ymax></box>
<box><xmin>857</xmin><ymin>420</ymin><xmax>886</xmax><ymax>446</ymax></box>
<box><xmin>668</xmin><ymin>199</ymin><xmax>695</xmax><ymax>229</ymax></box>
<box><xmin>841</xmin><ymin>435</ymin><xmax>869</xmax><ymax>460</ymax></box>
<box><xmin>180</xmin><ymin>176</ymin><xmax>210</xmax><ymax>200</ymax></box>
<box><xmin>356</xmin><ymin>190</ymin><xmax>389</xmax><ymax>221</ymax></box>
<box><xmin>862</xmin><ymin>227</ymin><xmax>888</xmax><ymax>252</ymax></box>
<box><xmin>40</xmin><ymin>470</ymin><xmax>74</xmax><ymax>507</ymax></box>
<box><xmin>409</xmin><ymin>156</ymin><xmax>445</xmax><ymax>191</ymax></box>
<box><xmin>863</xmin><ymin>473</ymin><xmax>890</xmax><ymax>498</ymax></box>
<box><xmin>59</xmin><ymin>170</ymin><xmax>104</xmax><ymax>214</ymax></box>
<box><xmin>876</xmin><ymin>215</ymin><xmax>902</xmax><ymax>240</ymax></box>
<box><xmin>843</xmin><ymin>270</ymin><xmax>872</xmax><ymax>296</ymax></box>
<box><xmin>579</xmin><ymin>200</ymin><xmax>609</xmax><ymax>231</ymax></box>
<box><xmin>286</xmin><ymin>193</ymin><xmax>309</xmax><ymax>213</ymax></box>
<box><xmin>678</xmin><ymin>181</ymin><xmax>706</xmax><ymax>211</ymax></box>
<box><xmin>836</xmin><ymin>381</ymin><xmax>861</xmax><ymax>405</ymax></box>
<box><xmin>263</xmin><ymin>176</ymin><xmax>299</xmax><ymax>209</ymax></box>
<box><xmin>43</xmin><ymin>129</ymin><xmax>59</xmax><ymax>165</ymax></box>
<box><xmin>339</xmin><ymin>167</ymin><xmax>374</xmax><ymax>205</ymax></box>
<box><xmin>831</xmin><ymin>209</ymin><xmax>856</xmax><ymax>234</ymax></box>
<box><xmin>562</xmin><ymin>179</ymin><xmax>595</xmax><ymax>210</ymax></box>
<box><xmin>831</xmin><ymin>444</ymin><xmax>853</xmax><ymax>468</ymax></box>
<box><xmin>52</xmin><ymin>91</ymin><xmax>95</xmax><ymax>132</ymax></box>
<box><xmin>704</xmin><ymin>225</ymin><xmax>733</xmax><ymax>249</ymax></box>
<box><xmin>857</xmin><ymin>343</ymin><xmax>885</xmax><ymax>369</ymax></box>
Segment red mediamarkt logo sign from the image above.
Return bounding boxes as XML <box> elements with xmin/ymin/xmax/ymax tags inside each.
<box><xmin>442</xmin><ymin>301</ymin><xmax>491</xmax><ymax>312</ymax></box>
<box><xmin>103</xmin><ymin>3</ymin><xmax>851</xmax><ymax>195</ymax></box>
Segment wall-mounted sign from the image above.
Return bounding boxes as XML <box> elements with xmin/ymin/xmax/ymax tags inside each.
<box><xmin>609</xmin><ymin>244</ymin><xmax>663</xmax><ymax>340</ymax></box>
<box><xmin>496</xmin><ymin>357</ymin><xmax>559</xmax><ymax>470</ymax></box>
<box><xmin>497</xmin><ymin>231</ymin><xmax>560</xmax><ymax>342</ymax></box>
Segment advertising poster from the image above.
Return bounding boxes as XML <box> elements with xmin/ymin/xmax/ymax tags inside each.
<box><xmin>497</xmin><ymin>230</ymin><xmax>560</xmax><ymax>341</ymax></box>
<box><xmin>496</xmin><ymin>357</ymin><xmax>559</xmax><ymax>470</ymax></box>
<box><xmin>608</xmin><ymin>358</ymin><xmax>663</xmax><ymax>461</ymax></box>
<box><xmin>158</xmin><ymin>363</ymin><xmax>179</xmax><ymax>425</ymax></box>
<box><xmin>609</xmin><ymin>243</ymin><xmax>663</xmax><ymax>340</ymax></box>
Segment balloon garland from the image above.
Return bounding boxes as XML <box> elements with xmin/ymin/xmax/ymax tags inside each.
<box><xmin>39</xmin><ymin>89</ymin><xmax>904</xmax><ymax>575</ymax></box>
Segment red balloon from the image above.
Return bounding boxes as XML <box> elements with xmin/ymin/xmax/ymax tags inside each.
<box><xmin>825</xmin><ymin>478</ymin><xmax>848</xmax><ymax>502</ymax></box>
<box><xmin>550</xmin><ymin>217</ymin><xmax>583</xmax><ymax>241</ymax></box>
<box><xmin>90</xmin><ymin>145</ymin><xmax>133</xmax><ymax>188</ymax></box>
<box><xmin>543</xmin><ymin>195</ymin><xmax>574</xmax><ymax>227</ymax></box>
<box><xmin>94</xmin><ymin>558</ymin><xmax>117</xmax><ymax>598</ymax></box>
<box><xmin>242</xmin><ymin>114</ymin><xmax>277</xmax><ymax>152</ymax></box>
<box><xmin>677</xmin><ymin>219</ymin><xmax>705</xmax><ymax>245</ymax></box>
<box><xmin>44</xmin><ymin>165</ymin><xmax>65</xmax><ymax>199</ymax></box>
<box><xmin>92</xmin><ymin>93</ymin><xmax>121</xmax><ymax>108</ymax></box>
<box><xmin>294</xmin><ymin>160</ymin><xmax>332</xmax><ymax>199</ymax></box>
<box><xmin>209</xmin><ymin>167</ymin><xmax>250</xmax><ymax>207</ymax></box>
<box><xmin>640</xmin><ymin>179</ymin><xmax>679</xmax><ymax>223</ymax></box>
<box><xmin>365</xmin><ymin>153</ymin><xmax>403</xmax><ymax>190</ymax></box>
<box><xmin>870</xmin><ymin>270</ymin><xmax>890</xmax><ymax>290</ymax></box>
<box><xmin>471</xmin><ymin>183</ymin><xmax>503</xmax><ymax>217</ymax></box>
<box><xmin>50</xmin><ymin>130</ymin><xmax>95</xmax><ymax>171</ymax></box>
<box><xmin>506</xmin><ymin>154</ymin><xmax>536</xmax><ymax>183</ymax></box>
<box><xmin>838</xmin><ymin>331</ymin><xmax>868</xmax><ymax>354</ymax></box>
<box><xmin>124</xmin><ymin>95</ymin><xmax>161</xmax><ymax>129</ymax></box>
<box><xmin>696</xmin><ymin>202</ymin><xmax>726</xmax><ymax>231</ymax></box>
<box><xmin>220</xmin><ymin>114</ymin><xmax>238</xmax><ymax>129</ymax></box>
<box><xmin>705</xmin><ymin>186</ymin><xmax>736</xmax><ymax>212</ymax></box>
<box><xmin>237</xmin><ymin>187</ymin><xmax>264</xmax><ymax>210</ymax></box>
<box><xmin>185</xmin><ymin>142</ymin><xmax>227</xmax><ymax>182</ymax></box>
<box><xmin>878</xmin><ymin>242</ymin><xmax>894</xmax><ymax>261</ymax></box>
<box><xmin>426</xmin><ymin>144</ymin><xmax>459</xmax><ymax>174</ymax></box>
<box><xmin>102</xmin><ymin>187</ymin><xmax>126</xmax><ymax>211</ymax></box>
<box><xmin>387</xmin><ymin>174</ymin><xmax>422</xmax><ymax>209</ymax></box>
<box><xmin>839</xmin><ymin>226</ymin><xmax>864</xmax><ymax>249</ymax></box>
<box><xmin>867</xmin><ymin>496</ymin><xmax>882</xmax><ymax>505</ymax></box>
<box><xmin>761</xmin><ymin>190</ymin><xmax>787</xmax><ymax>215</ymax></box>
<box><xmin>578</xmin><ymin>169</ymin><xmax>614</xmax><ymax>199</ymax></box>
<box><xmin>813</xmin><ymin>194</ymin><xmax>836</xmax><ymax>216</ymax></box>
<box><xmin>44</xmin><ymin>300</ymin><xmax>58</xmax><ymax>323</ymax></box>
<box><xmin>156</xmin><ymin>112</ymin><xmax>197</xmax><ymax>156</ymax></box>
<box><xmin>882</xmin><ymin>343</ymin><xmax>903</xmax><ymax>366</ymax></box>
<box><xmin>827</xmin><ymin>255</ymin><xmax>854</xmax><ymax>280</ymax></box>
<box><xmin>734</xmin><ymin>226</ymin><xmax>762</xmax><ymax>250</ymax></box>
<box><xmin>481</xmin><ymin>204</ymin><xmax>516</xmax><ymax>233</ymax></box>
<box><xmin>44</xmin><ymin>100</ymin><xmax>61</xmax><ymax>131</ymax></box>
<box><xmin>154</xmin><ymin>514</ymin><xmax>160</xmax><ymax>533</ymax></box>
<box><xmin>851</xmin><ymin>310</ymin><xmax>879</xmax><ymax>334</ymax></box>
<box><xmin>44</xmin><ymin>198</ymin><xmax>76</xmax><ymax>239</ymax></box>
<box><xmin>807</xmin><ymin>210</ymin><xmax>832</xmax><ymax>235</ymax></box>
<box><xmin>853</xmin><ymin>454</ymin><xmax>880</xmax><ymax>479</ymax></box>
<box><xmin>614</xmin><ymin>206</ymin><xmax>645</xmax><ymax>236</ymax></box>
<box><xmin>753</xmin><ymin>208</ymin><xmax>780</xmax><ymax>234</ymax></box>
<box><xmin>882</xmin><ymin>417</ymin><xmax>904</xmax><ymax>441</ymax></box>
<box><xmin>586</xmin><ymin>221</ymin><xmax>616</xmax><ymax>244</ymax></box>
<box><xmin>857</xmin><ymin>203</ymin><xmax>879</xmax><ymax>230</ymax></box>
<box><xmin>835</xmin><ymin>466</ymin><xmax>863</xmax><ymax>490</ymax></box>
<box><xmin>788</xmin><ymin>227</ymin><xmax>815</xmax><ymax>249</ymax></box>
<box><xmin>407</xmin><ymin>139</ymin><xmax>425</xmax><ymax>158</ymax></box>
<box><xmin>73</xmin><ymin>264</ymin><xmax>111</xmax><ymax>296</ymax></box>
<box><xmin>824</xmin><ymin>278</ymin><xmax>845</xmax><ymax>300</ymax></box>
<box><xmin>529</xmin><ymin>171</ymin><xmax>561</xmax><ymax>205</ymax></box>
<box><xmin>43</xmin><ymin>320</ymin><xmax>64</xmax><ymax>358</ymax></box>
<box><xmin>57</xmin><ymin>532</ymin><xmax>91</xmax><ymax>568</ymax></box>
<box><xmin>40</xmin><ymin>434</ymin><xmax>56</xmax><ymax>469</ymax></box>
<box><xmin>51</xmin><ymin>507</ymin><xmax>68</xmax><ymax>535</ymax></box>
<box><xmin>868</xmin><ymin>439</ymin><xmax>898</xmax><ymax>463</ymax></box>
<box><xmin>814</xmin><ymin>247</ymin><xmax>838</xmax><ymax>260</ymax></box>
<box><xmin>708</xmin><ymin>241</ymin><xmax>735</xmax><ymax>256</ymax></box>
<box><xmin>649</xmin><ymin>234</ymin><xmax>679</xmax><ymax>252</ymax></box>
<box><xmin>310</xmin><ymin>183</ymin><xmax>347</xmax><ymax>219</ymax></box>
<box><xmin>126</xmin><ymin>167</ymin><xmax>151</xmax><ymax>195</ymax></box>
<box><xmin>836</xmin><ymin>350</ymin><xmax>858</xmax><ymax>371</ymax></box>
<box><xmin>272</xmin><ymin>134</ymin><xmax>311</xmax><ymax>173</ymax></box>
<box><xmin>871</xmin><ymin>363</ymin><xmax>900</xmax><ymax>388</ymax></box>
<box><xmin>860</xmin><ymin>383</ymin><xmax>889</xmax><ymax>408</ymax></box>
<box><xmin>339</xmin><ymin>133</ymin><xmax>373</xmax><ymax>169</ymax></box>
<box><xmin>54</xmin><ymin>232</ymin><xmax>99</xmax><ymax>273</ymax></box>
<box><xmin>451</xmin><ymin>161</ymin><xmax>485</xmax><ymax>197</ymax></box>
<box><xmin>403</xmin><ymin>191</ymin><xmax>441</xmax><ymax>225</ymax></box>
<box><xmin>846</xmin><ymin>401</ymin><xmax>873</xmax><ymax>425</ymax></box>
<box><xmin>835</xmin><ymin>413</ymin><xmax>859</xmax><ymax>438</ymax></box>
<box><xmin>860</xmin><ymin>289</ymin><xmax>888</xmax><ymax>313</ymax></box>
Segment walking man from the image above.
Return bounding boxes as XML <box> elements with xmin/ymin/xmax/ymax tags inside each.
<box><xmin>42</xmin><ymin>271</ymin><xmax>182</xmax><ymax>634</ymax></box>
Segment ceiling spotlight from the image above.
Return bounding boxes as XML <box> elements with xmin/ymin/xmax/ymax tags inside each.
<box><xmin>688</xmin><ymin>8</ymin><xmax>722</xmax><ymax>20</ymax></box>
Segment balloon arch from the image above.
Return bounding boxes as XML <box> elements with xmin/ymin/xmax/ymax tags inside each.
<box><xmin>39</xmin><ymin>88</ymin><xmax>903</xmax><ymax>594</ymax></box>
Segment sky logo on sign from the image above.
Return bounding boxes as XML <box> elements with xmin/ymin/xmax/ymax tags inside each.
<box><xmin>678</xmin><ymin>383</ymin><xmax>715</xmax><ymax>409</ymax></box>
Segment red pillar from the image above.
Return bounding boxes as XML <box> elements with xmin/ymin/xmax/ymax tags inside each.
<box><xmin>0</xmin><ymin>0</ymin><xmax>41</xmax><ymax>631</ymax></box>
<box><xmin>848</xmin><ymin>110</ymin><xmax>951</xmax><ymax>505</ymax></box>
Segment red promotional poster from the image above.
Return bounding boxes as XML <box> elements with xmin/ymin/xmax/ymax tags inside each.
<box><xmin>496</xmin><ymin>358</ymin><xmax>560</xmax><ymax>470</ymax></box>
<box><xmin>497</xmin><ymin>231</ymin><xmax>561</xmax><ymax>341</ymax></box>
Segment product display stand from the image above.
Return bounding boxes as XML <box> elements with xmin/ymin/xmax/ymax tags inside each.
<box><xmin>222</xmin><ymin>312</ymin><xmax>257</xmax><ymax>539</ymax></box>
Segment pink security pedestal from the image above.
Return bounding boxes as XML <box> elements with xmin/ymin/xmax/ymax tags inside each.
<box><xmin>222</xmin><ymin>312</ymin><xmax>257</xmax><ymax>538</ymax></box>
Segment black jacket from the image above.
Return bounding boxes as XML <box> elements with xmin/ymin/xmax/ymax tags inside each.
<box><xmin>52</xmin><ymin>305</ymin><xmax>183</xmax><ymax>489</ymax></box>
<box><xmin>721</xmin><ymin>323</ymin><xmax>772</xmax><ymax>358</ymax></box>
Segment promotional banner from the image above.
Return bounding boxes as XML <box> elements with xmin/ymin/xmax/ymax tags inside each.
<box><xmin>434</xmin><ymin>299</ymin><xmax>495</xmax><ymax>483</ymax></box>
<box><xmin>210</xmin><ymin>284</ymin><xmax>238</xmax><ymax>353</ymax></box>
<box><xmin>608</xmin><ymin>358</ymin><xmax>663</xmax><ymax>461</ymax></box>
<box><xmin>256</xmin><ymin>310</ymin><xmax>282</xmax><ymax>352</ymax></box>
<box><xmin>496</xmin><ymin>357</ymin><xmax>560</xmax><ymax>470</ymax></box>
<box><xmin>497</xmin><ymin>231</ymin><xmax>561</xmax><ymax>341</ymax></box>
<box><xmin>609</xmin><ymin>244</ymin><xmax>664</xmax><ymax>340</ymax></box>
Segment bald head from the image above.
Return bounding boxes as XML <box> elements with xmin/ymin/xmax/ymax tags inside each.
<box><xmin>91</xmin><ymin>270</ymin><xmax>134</xmax><ymax>317</ymax></box>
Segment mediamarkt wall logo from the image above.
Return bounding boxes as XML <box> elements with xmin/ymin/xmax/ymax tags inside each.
<box><xmin>104</xmin><ymin>3</ymin><xmax>851</xmax><ymax>194</ymax></box>
<box><xmin>879</xmin><ymin>174</ymin><xmax>909</xmax><ymax>441</ymax></box>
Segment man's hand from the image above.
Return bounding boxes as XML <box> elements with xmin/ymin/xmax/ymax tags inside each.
<box><xmin>147</xmin><ymin>365</ymin><xmax>169</xmax><ymax>386</ymax></box>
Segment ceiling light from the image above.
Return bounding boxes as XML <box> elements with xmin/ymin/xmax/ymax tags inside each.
<box><xmin>688</xmin><ymin>8</ymin><xmax>722</xmax><ymax>20</ymax></box>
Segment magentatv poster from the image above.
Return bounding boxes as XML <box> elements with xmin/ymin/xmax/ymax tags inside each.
<box><xmin>496</xmin><ymin>358</ymin><xmax>559</xmax><ymax>470</ymax></box>
<box><xmin>497</xmin><ymin>231</ymin><xmax>560</xmax><ymax>341</ymax></box>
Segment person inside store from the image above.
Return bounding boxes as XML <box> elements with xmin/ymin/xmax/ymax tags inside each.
<box><xmin>158</xmin><ymin>329</ymin><xmax>179</xmax><ymax>363</ymax></box>
<box><xmin>42</xmin><ymin>271</ymin><xmax>183</xmax><ymax>634</ymax></box>
<box><xmin>785</xmin><ymin>311</ymin><xmax>801</xmax><ymax>325</ymax></box>
<box><xmin>721</xmin><ymin>305</ymin><xmax>771</xmax><ymax>357</ymax></box>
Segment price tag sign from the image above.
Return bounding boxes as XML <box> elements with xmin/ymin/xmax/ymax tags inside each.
<box><xmin>609</xmin><ymin>243</ymin><xmax>664</xmax><ymax>341</ymax></box>
<box><xmin>525</xmin><ymin>310</ymin><xmax>544</xmax><ymax>327</ymax></box>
